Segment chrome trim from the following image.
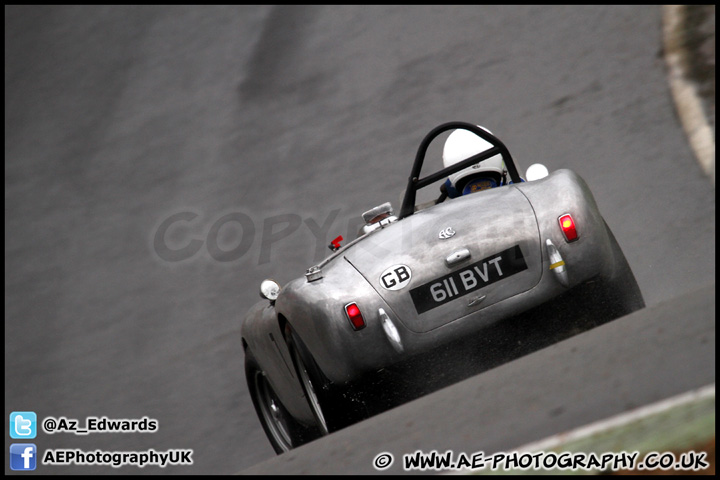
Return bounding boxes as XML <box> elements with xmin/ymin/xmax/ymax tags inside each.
<box><xmin>445</xmin><ymin>248</ymin><xmax>471</xmax><ymax>267</ymax></box>
<box><xmin>439</xmin><ymin>227</ymin><xmax>456</xmax><ymax>239</ymax></box>
<box><xmin>378</xmin><ymin>308</ymin><xmax>403</xmax><ymax>353</ymax></box>
<box><xmin>467</xmin><ymin>294</ymin><xmax>486</xmax><ymax>307</ymax></box>
<box><xmin>361</xmin><ymin>215</ymin><xmax>398</xmax><ymax>235</ymax></box>
<box><xmin>545</xmin><ymin>239</ymin><xmax>569</xmax><ymax>287</ymax></box>
<box><xmin>362</xmin><ymin>202</ymin><xmax>394</xmax><ymax>223</ymax></box>
<box><xmin>305</xmin><ymin>266</ymin><xmax>323</xmax><ymax>282</ymax></box>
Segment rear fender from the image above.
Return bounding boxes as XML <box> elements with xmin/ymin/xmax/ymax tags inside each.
<box><xmin>275</xmin><ymin>260</ymin><xmax>401</xmax><ymax>385</ymax></box>
<box><xmin>241</xmin><ymin>300</ymin><xmax>316</xmax><ymax>425</ymax></box>
<box><xmin>515</xmin><ymin>169</ymin><xmax>615</xmax><ymax>284</ymax></box>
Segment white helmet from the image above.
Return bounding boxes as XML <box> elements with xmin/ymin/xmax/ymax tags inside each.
<box><xmin>443</xmin><ymin>127</ymin><xmax>506</xmax><ymax>195</ymax></box>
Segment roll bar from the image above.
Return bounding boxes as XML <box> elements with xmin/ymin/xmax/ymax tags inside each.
<box><xmin>398</xmin><ymin>122</ymin><xmax>521</xmax><ymax>219</ymax></box>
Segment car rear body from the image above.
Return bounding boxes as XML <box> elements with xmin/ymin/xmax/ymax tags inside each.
<box><xmin>343</xmin><ymin>184</ymin><xmax>542</xmax><ymax>333</ymax></box>
<box><xmin>241</xmin><ymin>123</ymin><xmax>644</xmax><ymax>447</ymax></box>
<box><xmin>245</xmin><ymin>168</ymin><xmax>617</xmax><ymax>402</ymax></box>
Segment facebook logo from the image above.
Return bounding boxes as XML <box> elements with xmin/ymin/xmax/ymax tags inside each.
<box><xmin>10</xmin><ymin>411</ymin><xmax>37</xmax><ymax>439</ymax></box>
<box><xmin>10</xmin><ymin>444</ymin><xmax>37</xmax><ymax>471</ymax></box>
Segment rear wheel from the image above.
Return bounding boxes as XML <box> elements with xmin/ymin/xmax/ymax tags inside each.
<box><xmin>284</xmin><ymin>323</ymin><xmax>367</xmax><ymax>434</ymax></box>
<box><xmin>286</xmin><ymin>330</ymin><xmax>330</xmax><ymax>435</ymax></box>
<box><xmin>513</xmin><ymin>221</ymin><xmax>645</xmax><ymax>340</ymax></box>
<box><xmin>583</xmin><ymin>222</ymin><xmax>645</xmax><ymax>322</ymax></box>
<box><xmin>245</xmin><ymin>347</ymin><xmax>318</xmax><ymax>454</ymax></box>
<box><xmin>601</xmin><ymin>222</ymin><xmax>645</xmax><ymax>315</ymax></box>
<box><xmin>563</xmin><ymin>221</ymin><xmax>645</xmax><ymax>330</ymax></box>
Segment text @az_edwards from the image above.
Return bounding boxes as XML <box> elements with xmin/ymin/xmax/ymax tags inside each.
<box><xmin>42</xmin><ymin>416</ymin><xmax>157</xmax><ymax>435</ymax></box>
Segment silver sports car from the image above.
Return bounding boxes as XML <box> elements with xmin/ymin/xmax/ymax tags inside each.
<box><xmin>241</xmin><ymin>122</ymin><xmax>645</xmax><ymax>453</ymax></box>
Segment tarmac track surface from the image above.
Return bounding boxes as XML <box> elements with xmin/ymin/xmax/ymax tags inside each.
<box><xmin>4</xmin><ymin>5</ymin><xmax>715</xmax><ymax>474</ymax></box>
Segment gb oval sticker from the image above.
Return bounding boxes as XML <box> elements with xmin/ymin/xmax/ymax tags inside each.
<box><xmin>380</xmin><ymin>264</ymin><xmax>412</xmax><ymax>291</ymax></box>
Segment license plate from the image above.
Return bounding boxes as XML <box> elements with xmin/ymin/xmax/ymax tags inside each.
<box><xmin>409</xmin><ymin>245</ymin><xmax>528</xmax><ymax>314</ymax></box>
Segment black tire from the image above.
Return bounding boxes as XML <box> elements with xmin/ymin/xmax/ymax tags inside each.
<box><xmin>244</xmin><ymin>346</ymin><xmax>319</xmax><ymax>454</ymax></box>
<box><xmin>513</xmin><ymin>221</ymin><xmax>645</xmax><ymax>339</ymax></box>
<box><xmin>563</xmin><ymin>221</ymin><xmax>646</xmax><ymax>329</ymax></box>
<box><xmin>284</xmin><ymin>323</ymin><xmax>367</xmax><ymax>434</ymax></box>
<box><xmin>601</xmin><ymin>222</ymin><xmax>646</xmax><ymax>316</ymax></box>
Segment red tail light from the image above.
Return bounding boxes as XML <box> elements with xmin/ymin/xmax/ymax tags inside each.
<box><xmin>345</xmin><ymin>302</ymin><xmax>365</xmax><ymax>330</ymax></box>
<box><xmin>558</xmin><ymin>214</ymin><xmax>578</xmax><ymax>242</ymax></box>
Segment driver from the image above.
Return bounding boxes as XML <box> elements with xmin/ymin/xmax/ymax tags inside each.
<box><xmin>441</xmin><ymin>127</ymin><xmax>508</xmax><ymax>199</ymax></box>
